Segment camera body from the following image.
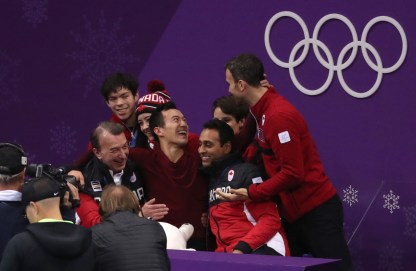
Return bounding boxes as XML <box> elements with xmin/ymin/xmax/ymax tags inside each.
<box><xmin>26</xmin><ymin>163</ymin><xmax>80</xmax><ymax>208</ymax></box>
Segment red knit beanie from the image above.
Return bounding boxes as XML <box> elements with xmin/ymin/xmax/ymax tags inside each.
<box><xmin>137</xmin><ymin>80</ymin><xmax>172</xmax><ymax>115</ymax></box>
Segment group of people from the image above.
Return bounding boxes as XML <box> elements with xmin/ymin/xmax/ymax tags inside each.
<box><xmin>0</xmin><ymin>53</ymin><xmax>352</xmax><ymax>271</ymax></box>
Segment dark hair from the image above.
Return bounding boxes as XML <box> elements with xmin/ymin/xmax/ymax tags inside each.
<box><xmin>212</xmin><ymin>95</ymin><xmax>249</xmax><ymax>122</ymax></box>
<box><xmin>202</xmin><ymin>119</ymin><xmax>235</xmax><ymax>152</ymax></box>
<box><xmin>148</xmin><ymin>102</ymin><xmax>177</xmax><ymax>142</ymax></box>
<box><xmin>90</xmin><ymin>121</ymin><xmax>125</xmax><ymax>150</ymax></box>
<box><xmin>100</xmin><ymin>73</ymin><xmax>139</xmax><ymax>101</ymax></box>
<box><xmin>225</xmin><ymin>53</ymin><xmax>264</xmax><ymax>87</ymax></box>
<box><xmin>98</xmin><ymin>184</ymin><xmax>140</xmax><ymax>220</ymax></box>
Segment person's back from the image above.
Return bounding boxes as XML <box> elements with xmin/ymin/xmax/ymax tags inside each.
<box><xmin>0</xmin><ymin>201</ymin><xmax>27</xmax><ymax>259</ymax></box>
<box><xmin>91</xmin><ymin>185</ymin><xmax>170</xmax><ymax>271</ymax></box>
<box><xmin>1</xmin><ymin>222</ymin><xmax>96</xmax><ymax>271</ymax></box>
<box><xmin>0</xmin><ymin>143</ymin><xmax>29</xmax><ymax>259</ymax></box>
<box><xmin>0</xmin><ymin>177</ymin><xmax>97</xmax><ymax>271</ymax></box>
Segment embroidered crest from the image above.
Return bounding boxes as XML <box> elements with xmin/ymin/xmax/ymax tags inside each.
<box><xmin>228</xmin><ymin>170</ymin><xmax>235</xmax><ymax>182</ymax></box>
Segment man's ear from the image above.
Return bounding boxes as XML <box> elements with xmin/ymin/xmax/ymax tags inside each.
<box><xmin>93</xmin><ymin>148</ymin><xmax>102</xmax><ymax>160</ymax></box>
<box><xmin>29</xmin><ymin>201</ymin><xmax>38</xmax><ymax>215</ymax></box>
<box><xmin>237</xmin><ymin>118</ymin><xmax>246</xmax><ymax>130</ymax></box>
<box><xmin>134</xmin><ymin>91</ymin><xmax>139</xmax><ymax>103</ymax></box>
<box><xmin>238</xmin><ymin>80</ymin><xmax>247</xmax><ymax>92</ymax></box>
<box><xmin>224</xmin><ymin>141</ymin><xmax>232</xmax><ymax>154</ymax></box>
<box><xmin>154</xmin><ymin>127</ymin><xmax>163</xmax><ymax>138</ymax></box>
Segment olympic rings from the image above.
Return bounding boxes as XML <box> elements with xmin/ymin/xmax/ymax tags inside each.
<box><xmin>264</xmin><ymin>11</ymin><xmax>407</xmax><ymax>98</ymax></box>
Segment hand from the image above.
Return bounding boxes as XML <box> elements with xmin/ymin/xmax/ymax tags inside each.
<box><xmin>201</xmin><ymin>212</ymin><xmax>208</xmax><ymax>228</ymax></box>
<box><xmin>232</xmin><ymin>249</ymin><xmax>243</xmax><ymax>254</ymax></box>
<box><xmin>260</xmin><ymin>73</ymin><xmax>272</xmax><ymax>88</ymax></box>
<box><xmin>215</xmin><ymin>188</ymin><xmax>249</xmax><ymax>201</ymax></box>
<box><xmin>62</xmin><ymin>182</ymin><xmax>80</xmax><ymax>209</ymax></box>
<box><xmin>141</xmin><ymin>198</ymin><xmax>169</xmax><ymax>220</ymax></box>
<box><xmin>67</xmin><ymin>170</ymin><xmax>85</xmax><ymax>188</ymax></box>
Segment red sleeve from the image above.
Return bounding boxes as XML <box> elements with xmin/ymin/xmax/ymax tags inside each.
<box><xmin>76</xmin><ymin>192</ymin><xmax>101</xmax><ymax>228</ymax></box>
<box><xmin>249</xmin><ymin>112</ymin><xmax>303</xmax><ymax>200</ymax></box>
<box><xmin>236</xmin><ymin>201</ymin><xmax>280</xmax><ymax>251</ymax></box>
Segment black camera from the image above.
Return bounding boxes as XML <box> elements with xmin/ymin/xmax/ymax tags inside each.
<box><xmin>26</xmin><ymin>164</ymin><xmax>80</xmax><ymax>208</ymax></box>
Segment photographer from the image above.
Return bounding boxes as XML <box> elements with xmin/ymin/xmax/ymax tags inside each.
<box><xmin>25</xmin><ymin>164</ymin><xmax>82</xmax><ymax>222</ymax></box>
<box><xmin>0</xmin><ymin>177</ymin><xmax>96</xmax><ymax>271</ymax></box>
<box><xmin>0</xmin><ymin>143</ymin><xmax>29</xmax><ymax>260</ymax></box>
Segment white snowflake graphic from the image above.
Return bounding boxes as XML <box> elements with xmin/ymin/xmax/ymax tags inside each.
<box><xmin>66</xmin><ymin>11</ymin><xmax>139</xmax><ymax>97</ymax></box>
<box><xmin>21</xmin><ymin>0</ymin><xmax>48</xmax><ymax>28</ymax></box>
<box><xmin>378</xmin><ymin>242</ymin><xmax>403</xmax><ymax>271</ymax></box>
<box><xmin>383</xmin><ymin>190</ymin><xmax>400</xmax><ymax>214</ymax></box>
<box><xmin>403</xmin><ymin>204</ymin><xmax>416</xmax><ymax>240</ymax></box>
<box><xmin>343</xmin><ymin>185</ymin><xmax>359</xmax><ymax>207</ymax></box>
<box><xmin>50</xmin><ymin>122</ymin><xmax>77</xmax><ymax>160</ymax></box>
<box><xmin>0</xmin><ymin>51</ymin><xmax>21</xmax><ymax>109</ymax></box>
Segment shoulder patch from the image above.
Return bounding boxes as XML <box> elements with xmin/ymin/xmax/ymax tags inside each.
<box><xmin>252</xmin><ymin>177</ymin><xmax>263</xmax><ymax>184</ymax></box>
<box><xmin>278</xmin><ymin>131</ymin><xmax>291</xmax><ymax>144</ymax></box>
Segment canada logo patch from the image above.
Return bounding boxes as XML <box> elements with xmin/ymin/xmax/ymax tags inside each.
<box><xmin>228</xmin><ymin>170</ymin><xmax>235</xmax><ymax>182</ymax></box>
<box><xmin>278</xmin><ymin>131</ymin><xmax>291</xmax><ymax>144</ymax></box>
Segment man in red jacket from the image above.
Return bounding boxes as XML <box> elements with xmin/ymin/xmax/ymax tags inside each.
<box><xmin>199</xmin><ymin>119</ymin><xmax>289</xmax><ymax>256</ymax></box>
<box><xmin>99</xmin><ymin>72</ymin><xmax>139</xmax><ymax>147</ymax></box>
<box><xmin>217</xmin><ymin>54</ymin><xmax>352</xmax><ymax>271</ymax></box>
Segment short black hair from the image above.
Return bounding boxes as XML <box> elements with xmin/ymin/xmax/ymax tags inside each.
<box><xmin>202</xmin><ymin>119</ymin><xmax>235</xmax><ymax>152</ymax></box>
<box><xmin>148</xmin><ymin>102</ymin><xmax>177</xmax><ymax>142</ymax></box>
<box><xmin>212</xmin><ymin>95</ymin><xmax>249</xmax><ymax>122</ymax></box>
<box><xmin>100</xmin><ymin>73</ymin><xmax>139</xmax><ymax>101</ymax></box>
<box><xmin>225</xmin><ymin>53</ymin><xmax>264</xmax><ymax>87</ymax></box>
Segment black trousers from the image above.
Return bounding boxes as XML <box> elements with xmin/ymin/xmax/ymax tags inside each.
<box><xmin>282</xmin><ymin>194</ymin><xmax>353</xmax><ymax>271</ymax></box>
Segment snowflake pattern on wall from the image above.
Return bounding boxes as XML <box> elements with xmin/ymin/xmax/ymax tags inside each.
<box><xmin>343</xmin><ymin>185</ymin><xmax>359</xmax><ymax>207</ymax></box>
<box><xmin>50</xmin><ymin>122</ymin><xmax>77</xmax><ymax>160</ymax></box>
<box><xmin>21</xmin><ymin>0</ymin><xmax>48</xmax><ymax>28</ymax></box>
<box><xmin>403</xmin><ymin>204</ymin><xmax>416</xmax><ymax>240</ymax></box>
<box><xmin>0</xmin><ymin>51</ymin><xmax>21</xmax><ymax>109</ymax></box>
<box><xmin>383</xmin><ymin>190</ymin><xmax>400</xmax><ymax>214</ymax></box>
<box><xmin>66</xmin><ymin>11</ymin><xmax>139</xmax><ymax>98</ymax></box>
<box><xmin>378</xmin><ymin>242</ymin><xmax>403</xmax><ymax>271</ymax></box>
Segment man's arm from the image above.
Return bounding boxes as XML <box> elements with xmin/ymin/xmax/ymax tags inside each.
<box><xmin>248</xmin><ymin>113</ymin><xmax>304</xmax><ymax>200</ymax></box>
<box><xmin>140</xmin><ymin>198</ymin><xmax>169</xmax><ymax>220</ymax></box>
<box><xmin>76</xmin><ymin>193</ymin><xmax>101</xmax><ymax>228</ymax></box>
<box><xmin>233</xmin><ymin>200</ymin><xmax>280</xmax><ymax>254</ymax></box>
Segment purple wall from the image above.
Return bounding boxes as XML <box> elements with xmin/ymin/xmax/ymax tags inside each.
<box><xmin>1</xmin><ymin>1</ymin><xmax>415</xmax><ymax>269</ymax></box>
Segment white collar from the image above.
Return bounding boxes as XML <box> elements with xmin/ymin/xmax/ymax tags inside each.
<box><xmin>0</xmin><ymin>190</ymin><xmax>22</xmax><ymax>201</ymax></box>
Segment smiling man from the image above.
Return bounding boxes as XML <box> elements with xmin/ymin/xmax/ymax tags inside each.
<box><xmin>129</xmin><ymin>102</ymin><xmax>208</xmax><ymax>250</ymax></box>
<box><xmin>217</xmin><ymin>53</ymin><xmax>352</xmax><ymax>271</ymax></box>
<box><xmin>76</xmin><ymin>121</ymin><xmax>168</xmax><ymax>228</ymax></box>
<box><xmin>100</xmin><ymin>73</ymin><xmax>140</xmax><ymax>147</ymax></box>
<box><xmin>199</xmin><ymin>119</ymin><xmax>289</xmax><ymax>255</ymax></box>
